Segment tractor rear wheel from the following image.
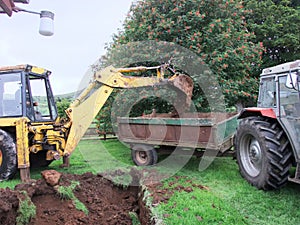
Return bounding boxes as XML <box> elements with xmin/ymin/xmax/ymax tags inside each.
<box><xmin>0</xmin><ymin>130</ymin><xmax>17</xmax><ymax>181</ymax></box>
<box><xmin>235</xmin><ymin>117</ymin><xmax>292</xmax><ymax>190</ymax></box>
<box><xmin>131</xmin><ymin>144</ymin><xmax>158</xmax><ymax>166</ymax></box>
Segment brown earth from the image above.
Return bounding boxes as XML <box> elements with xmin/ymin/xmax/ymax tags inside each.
<box><xmin>0</xmin><ymin>170</ymin><xmax>154</xmax><ymax>225</ymax></box>
<box><xmin>0</xmin><ymin>169</ymin><xmax>207</xmax><ymax>225</ymax></box>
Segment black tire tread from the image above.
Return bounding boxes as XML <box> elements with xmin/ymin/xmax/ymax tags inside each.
<box><xmin>0</xmin><ymin>129</ymin><xmax>17</xmax><ymax>181</ymax></box>
<box><xmin>235</xmin><ymin>117</ymin><xmax>292</xmax><ymax>190</ymax></box>
<box><xmin>30</xmin><ymin>150</ymin><xmax>53</xmax><ymax>168</ymax></box>
<box><xmin>131</xmin><ymin>145</ymin><xmax>158</xmax><ymax>166</ymax></box>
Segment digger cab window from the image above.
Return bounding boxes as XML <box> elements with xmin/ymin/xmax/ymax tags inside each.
<box><xmin>26</xmin><ymin>75</ymin><xmax>58</xmax><ymax>122</ymax></box>
<box><xmin>0</xmin><ymin>73</ymin><xmax>22</xmax><ymax>117</ymax></box>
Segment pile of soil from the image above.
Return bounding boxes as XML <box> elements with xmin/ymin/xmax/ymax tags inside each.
<box><xmin>0</xmin><ymin>170</ymin><xmax>154</xmax><ymax>225</ymax></box>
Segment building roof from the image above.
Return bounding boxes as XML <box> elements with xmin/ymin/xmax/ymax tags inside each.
<box><xmin>0</xmin><ymin>0</ymin><xmax>29</xmax><ymax>16</ymax></box>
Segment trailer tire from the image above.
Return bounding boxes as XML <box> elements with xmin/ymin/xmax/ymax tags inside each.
<box><xmin>235</xmin><ymin>117</ymin><xmax>292</xmax><ymax>190</ymax></box>
<box><xmin>0</xmin><ymin>130</ymin><xmax>17</xmax><ymax>181</ymax></box>
<box><xmin>131</xmin><ymin>145</ymin><xmax>158</xmax><ymax>166</ymax></box>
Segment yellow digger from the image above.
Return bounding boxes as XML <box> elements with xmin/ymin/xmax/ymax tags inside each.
<box><xmin>0</xmin><ymin>64</ymin><xmax>193</xmax><ymax>182</ymax></box>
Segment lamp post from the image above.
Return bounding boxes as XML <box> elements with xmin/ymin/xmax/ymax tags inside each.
<box><xmin>14</xmin><ymin>7</ymin><xmax>55</xmax><ymax>36</ymax></box>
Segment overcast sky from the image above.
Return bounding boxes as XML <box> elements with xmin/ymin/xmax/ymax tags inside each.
<box><xmin>0</xmin><ymin>0</ymin><xmax>133</xmax><ymax>94</ymax></box>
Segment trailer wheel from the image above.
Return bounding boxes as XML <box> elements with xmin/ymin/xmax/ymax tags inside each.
<box><xmin>235</xmin><ymin>117</ymin><xmax>292</xmax><ymax>190</ymax></box>
<box><xmin>131</xmin><ymin>145</ymin><xmax>158</xmax><ymax>166</ymax></box>
<box><xmin>0</xmin><ymin>130</ymin><xmax>17</xmax><ymax>181</ymax></box>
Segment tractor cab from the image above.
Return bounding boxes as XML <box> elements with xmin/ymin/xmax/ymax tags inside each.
<box><xmin>235</xmin><ymin>60</ymin><xmax>300</xmax><ymax>190</ymax></box>
<box><xmin>259</xmin><ymin>60</ymin><xmax>300</xmax><ymax>161</ymax></box>
<box><xmin>0</xmin><ymin>65</ymin><xmax>58</xmax><ymax>122</ymax></box>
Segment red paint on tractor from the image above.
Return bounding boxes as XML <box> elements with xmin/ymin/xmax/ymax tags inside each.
<box><xmin>238</xmin><ymin>107</ymin><xmax>276</xmax><ymax>119</ymax></box>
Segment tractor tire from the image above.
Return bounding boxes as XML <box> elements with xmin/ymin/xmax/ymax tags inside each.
<box><xmin>235</xmin><ymin>117</ymin><xmax>292</xmax><ymax>190</ymax></box>
<box><xmin>0</xmin><ymin>130</ymin><xmax>17</xmax><ymax>181</ymax></box>
<box><xmin>131</xmin><ymin>144</ymin><xmax>158</xmax><ymax>166</ymax></box>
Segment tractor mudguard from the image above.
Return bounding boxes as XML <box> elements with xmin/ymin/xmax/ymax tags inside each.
<box><xmin>238</xmin><ymin>107</ymin><xmax>276</xmax><ymax>120</ymax></box>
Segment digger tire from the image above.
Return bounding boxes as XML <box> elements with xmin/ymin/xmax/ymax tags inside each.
<box><xmin>0</xmin><ymin>129</ymin><xmax>17</xmax><ymax>181</ymax></box>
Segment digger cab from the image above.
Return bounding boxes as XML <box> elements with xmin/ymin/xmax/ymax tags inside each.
<box><xmin>0</xmin><ymin>65</ymin><xmax>59</xmax><ymax>181</ymax></box>
<box><xmin>0</xmin><ymin>65</ymin><xmax>58</xmax><ymax>122</ymax></box>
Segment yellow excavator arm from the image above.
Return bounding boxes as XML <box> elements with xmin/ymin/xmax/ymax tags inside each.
<box><xmin>0</xmin><ymin>63</ymin><xmax>193</xmax><ymax>182</ymax></box>
<box><xmin>63</xmin><ymin>65</ymin><xmax>193</xmax><ymax>162</ymax></box>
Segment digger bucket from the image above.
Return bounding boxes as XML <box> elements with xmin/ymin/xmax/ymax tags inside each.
<box><xmin>114</xmin><ymin>65</ymin><xmax>194</xmax><ymax>110</ymax></box>
<box><xmin>169</xmin><ymin>74</ymin><xmax>194</xmax><ymax>112</ymax></box>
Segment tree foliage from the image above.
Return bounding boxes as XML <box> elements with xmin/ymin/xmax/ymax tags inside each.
<box><xmin>106</xmin><ymin>0</ymin><xmax>265</xmax><ymax>109</ymax></box>
<box><xmin>95</xmin><ymin>0</ymin><xmax>300</xmax><ymax>131</ymax></box>
<box><xmin>55</xmin><ymin>97</ymin><xmax>72</xmax><ymax>118</ymax></box>
<box><xmin>244</xmin><ymin>0</ymin><xmax>300</xmax><ymax>68</ymax></box>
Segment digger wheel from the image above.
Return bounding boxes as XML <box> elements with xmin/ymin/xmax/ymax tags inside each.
<box><xmin>30</xmin><ymin>150</ymin><xmax>53</xmax><ymax>168</ymax></box>
<box><xmin>131</xmin><ymin>145</ymin><xmax>158</xmax><ymax>166</ymax></box>
<box><xmin>0</xmin><ymin>130</ymin><xmax>17</xmax><ymax>181</ymax></box>
<box><xmin>235</xmin><ymin>117</ymin><xmax>292</xmax><ymax>190</ymax></box>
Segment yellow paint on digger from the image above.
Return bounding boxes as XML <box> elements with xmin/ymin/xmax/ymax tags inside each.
<box><xmin>15</xmin><ymin>118</ymin><xmax>30</xmax><ymax>169</ymax></box>
<box><xmin>0</xmin><ymin>64</ymin><xmax>193</xmax><ymax>181</ymax></box>
<box><xmin>0</xmin><ymin>117</ymin><xmax>30</xmax><ymax>169</ymax></box>
<box><xmin>63</xmin><ymin>65</ymin><xmax>193</xmax><ymax>158</ymax></box>
<box><xmin>0</xmin><ymin>150</ymin><xmax>2</xmax><ymax>166</ymax></box>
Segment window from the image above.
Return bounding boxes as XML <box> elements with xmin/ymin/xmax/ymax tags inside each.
<box><xmin>0</xmin><ymin>73</ymin><xmax>22</xmax><ymax>117</ymax></box>
<box><xmin>279</xmin><ymin>75</ymin><xmax>300</xmax><ymax>117</ymax></box>
<box><xmin>27</xmin><ymin>75</ymin><xmax>58</xmax><ymax>121</ymax></box>
<box><xmin>258</xmin><ymin>77</ymin><xmax>276</xmax><ymax>108</ymax></box>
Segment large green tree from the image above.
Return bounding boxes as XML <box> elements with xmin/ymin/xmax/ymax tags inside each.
<box><xmin>105</xmin><ymin>0</ymin><xmax>264</xmax><ymax>110</ymax></box>
<box><xmin>244</xmin><ymin>0</ymin><xmax>300</xmax><ymax>68</ymax></box>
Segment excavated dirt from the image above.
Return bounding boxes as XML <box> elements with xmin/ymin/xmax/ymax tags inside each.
<box><xmin>0</xmin><ymin>170</ymin><xmax>156</xmax><ymax>225</ymax></box>
<box><xmin>0</xmin><ymin>170</ymin><xmax>209</xmax><ymax>224</ymax></box>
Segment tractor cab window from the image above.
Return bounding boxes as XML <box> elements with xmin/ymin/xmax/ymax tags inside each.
<box><xmin>0</xmin><ymin>73</ymin><xmax>22</xmax><ymax>117</ymax></box>
<box><xmin>258</xmin><ymin>77</ymin><xmax>276</xmax><ymax>108</ymax></box>
<box><xmin>279</xmin><ymin>73</ymin><xmax>300</xmax><ymax>153</ymax></box>
<box><xmin>26</xmin><ymin>75</ymin><xmax>58</xmax><ymax>122</ymax></box>
<box><xmin>285</xmin><ymin>71</ymin><xmax>300</xmax><ymax>91</ymax></box>
<box><xmin>279</xmin><ymin>75</ymin><xmax>300</xmax><ymax>117</ymax></box>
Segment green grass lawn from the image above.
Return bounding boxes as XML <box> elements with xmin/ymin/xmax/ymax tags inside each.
<box><xmin>1</xmin><ymin>139</ymin><xmax>300</xmax><ymax>224</ymax></box>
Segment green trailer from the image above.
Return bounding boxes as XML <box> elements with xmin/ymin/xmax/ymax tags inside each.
<box><xmin>117</xmin><ymin>112</ymin><xmax>238</xmax><ymax>166</ymax></box>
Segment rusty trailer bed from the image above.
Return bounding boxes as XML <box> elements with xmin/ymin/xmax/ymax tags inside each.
<box><xmin>117</xmin><ymin>112</ymin><xmax>238</xmax><ymax>153</ymax></box>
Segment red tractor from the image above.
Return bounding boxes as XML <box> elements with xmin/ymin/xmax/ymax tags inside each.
<box><xmin>235</xmin><ymin>60</ymin><xmax>300</xmax><ymax>190</ymax></box>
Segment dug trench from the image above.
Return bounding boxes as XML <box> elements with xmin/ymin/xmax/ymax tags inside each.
<box><xmin>0</xmin><ymin>169</ymin><xmax>157</xmax><ymax>225</ymax></box>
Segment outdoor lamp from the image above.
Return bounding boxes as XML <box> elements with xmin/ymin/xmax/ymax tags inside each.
<box><xmin>39</xmin><ymin>10</ymin><xmax>54</xmax><ymax>36</ymax></box>
<box><xmin>15</xmin><ymin>7</ymin><xmax>55</xmax><ymax>36</ymax></box>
